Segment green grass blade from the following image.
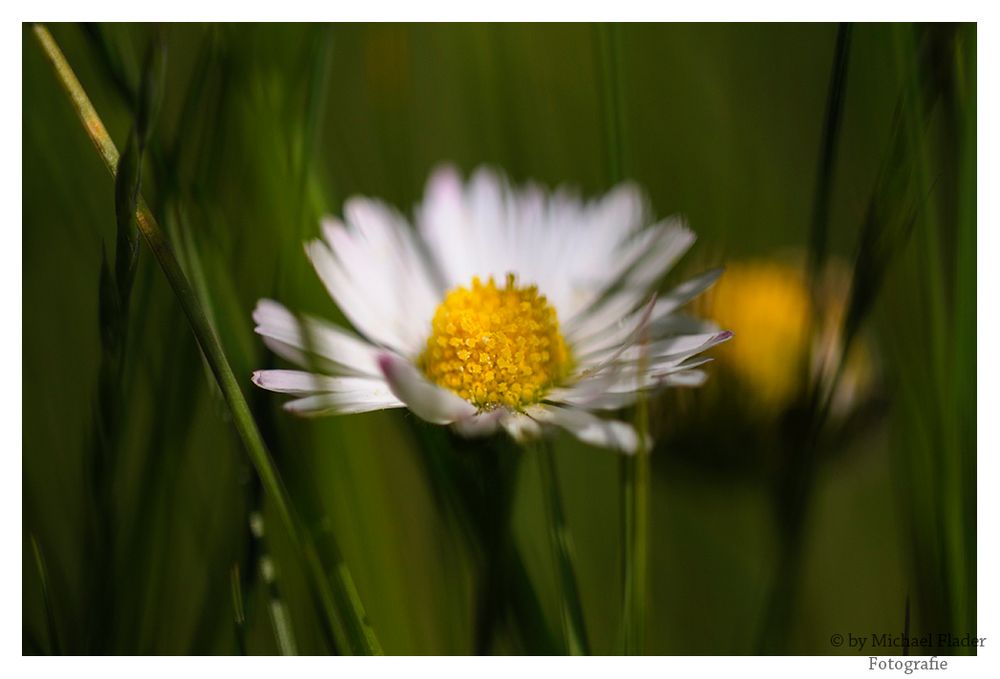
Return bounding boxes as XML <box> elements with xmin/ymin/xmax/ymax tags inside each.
<box><xmin>597</xmin><ymin>23</ymin><xmax>625</xmax><ymax>184</ymax></box>
<box><xmin>807</xmin><ymin>23</ymin><xmax>852</xmax><ymax>292</ymax></box>
<box><xmin>30</xmin><ymin>534</ymin><xmax>62</xmax><ymax>655</ymax></box>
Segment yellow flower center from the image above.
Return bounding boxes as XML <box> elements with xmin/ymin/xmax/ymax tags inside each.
<box><xmin>420</xmin><ymin>274</ymin><xmax>571</xmax><ymax>410</ymax></box>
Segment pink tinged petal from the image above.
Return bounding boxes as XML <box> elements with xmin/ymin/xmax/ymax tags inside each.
<box><xmin>251</xmin><ymin>369</ymin><xmax>403</xmax><ymax>416</ymax></box>
<box><xmin>377</xmin><ymin>352</ymin><xmax>477</xmax><ymax>425</ymax></box>
<box><xmin>527</xmin><ymin>405</ymin><xmax>643</xmax><ymax>454</ymax></box>
<box><xmin>251</xmin><ymin>370</ymin><xmax>388</xmax><ymax>396</ymax></box>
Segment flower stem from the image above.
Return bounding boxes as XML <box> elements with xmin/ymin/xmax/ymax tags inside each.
<box><xmin>32</xmin><ymin>24</ymin><xmax>382</xmax><ymax>656</ymax></box>
<box><xmin>621</xmin><ymin>392</ymin><xmax>650</xmax><ymax>654</ymax></box>
<box><xmin>535</xmin><ymin>440</ymin><xmax>591</xmax><ymax>655</ymax></box>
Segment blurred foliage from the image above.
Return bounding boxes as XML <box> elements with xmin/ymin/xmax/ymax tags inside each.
<box><xmin>23</xmin><ymin>22</ymin><xmax>975</xmax><ymax>655</ymax></box>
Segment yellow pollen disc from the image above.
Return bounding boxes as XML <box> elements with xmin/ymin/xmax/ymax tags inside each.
<box><xmin>420</xmin><ymin>274</ymin><xmax>571</xmax><ymax>410</ymax></box>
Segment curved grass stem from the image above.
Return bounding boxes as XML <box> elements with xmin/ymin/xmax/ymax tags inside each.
<box><xmin>32</xmin><ymin>24</ymin><xmax>381</xmax><ymax>656</ymax></box>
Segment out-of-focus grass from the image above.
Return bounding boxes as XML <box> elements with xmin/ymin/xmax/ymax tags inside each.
<box><xmin>23</xmin><ymin>23</ymin><xmax>975</xmax><ymax>654</ymax></box>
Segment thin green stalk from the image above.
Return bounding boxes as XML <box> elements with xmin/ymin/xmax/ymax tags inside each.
<box><xmin>598</xmin><ymin>23</ymin><xmax>625</xmax><ymax>184</ymax></box>
<box><xmin>807</xmin><ymin>23</ymin><xmax>852</xmax><ymax>291</ymax></box>
<box><xmin>294</xmin><ymin>25</ymin><xmax>334</xmax><ymax>239</ymax></box>
<box><xmin>33</xmin><ymin>24</ymin><xmax>382</xmax><ymax>656</ymax></box>
<box><xmin>230</xmin><ymin>564</ymin><xmax>247</xmax><ymax>655</ymax></box>
<box><xmin>621</xmin><ymin>349</ymin><xmax>651</xmax><ymax>655</ymax></box>
<box><xmin>535</xmin><ymin>441</ymin><xmax>591</xmax><ymax>655</ymax></box>
<box><xmin>30</xmin><ymin>534</ymin><xmax>62</xmax><ymax>655</ymax></box>
<box><xmin>83</xmin><ymin>30</ymin><xmax>164</xmax><ymax>653</ymax></box>
<box><xmin>952</xmin><ymin>25</ymin><xmax>976</xmax><ymax>641</ymax></box>
<box><xmin>756</xmin><ymin>24</ymin><xmax>854</xmax><ymax>654</ymax></box>
<box><xmin>597</xmin><ymin>19</ymin><xmax>648</xmax><ymax>657</ymax></box>
<box><xmin>893</xmin><ymin>23</ymin><xmax>972</xmax><ymax>645</ymax></box>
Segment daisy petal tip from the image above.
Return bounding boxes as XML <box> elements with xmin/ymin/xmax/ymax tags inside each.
<box><xmin>426</xmin><ymin>164</ymin><xmax>464</xmax><ymax>198</ymax></box>
<box><xmin>628</xmin><ymin>431</ymin><xmax>654</xmax><ymax>455</ymax></box>
<box><xmin>281</xmin><ymin>401</ymin><xmax>315</xmax><ymax>418</ymax></box>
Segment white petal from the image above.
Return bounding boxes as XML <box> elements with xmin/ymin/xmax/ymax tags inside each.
<box><xmin>604</xmin><ymin>359</ymin><xmax>714</xmax><ymax>393</ymax></box>
<box><xmin>545</xmin><ymin>370</ymin><xmax>635</xmax><ymax>410</ymax></box>
<box><xmin>546</xmin><ymin>384</ymin><xmax>640</xmax><ymax>411</ymax></box>
<box><xmin>416</xmin><ymin>166</ymin><xmax>656</xmax><ymax>323</ymax></box>
<box><xmin>338</xmin><ymin>199</ymin><xmax>442</xmax><ymax>346</ymax></box>
<box><xmin>598</xmin><ymin>330</ymin><xmax>733</xmax><ymax>368</ymax></box>
<box><xmin>283</xmin><ymin>392</ymin><xmax>405</xmax><ymax>417</ymax></box>
<box><xmin>453</xmin><ymin>409</ymin><xmax>505</xmax><ymax>438</ymax></box>
<box><xmin>253</xmin><ymin>299</ymin><xmax>381</xmax><ymax>376</ymax></box>
<box><xmin>571</xmin><ymin>267</ymin><xmax>724</xmax><ymax>357</ymax></box>
<box><xmin>574</xmin><ymin>296</ymin><xmax>658</xmax><ymax>379</ymax></box>
<box><xmin>564</xmin><ymin>220</ymin><xmax>694</xmax><ymax>339</ymax></box>
<box><xmin>657</xmin><ymin>369</ymin><xmax>709</xmax><ymax>387</ymax></box>
<box><xmin>648</xmin><ymin>267</ymin><xmax>725</xmax><ymax>331</ymax></box>
<box><xmin>527</xmin><ymin>405</ymin><xmax>642</xmax><ymax>453</ymax></box>
<box><xmin>306</xmin><ymin>236</ymin><xmax>414</xmax><ymax>353</ymax></box>
<box><xmin>377</xmin><ymin>352</ymin><xmax>477</xmax><ymax>425</ymax></box>
<box><xmin>541</xmin><ymin>182</ymin><xmax>649</xmax><ymax>318</ymax></box>
<box><xmin>500</xmin><ymin>410</ymin><xmax>543</xmax><ymax>443</ymax></box>
<box><xmin>418</xmin><ymin>165</ymin><xmax>477</xmax><ymax>289</ymax></box>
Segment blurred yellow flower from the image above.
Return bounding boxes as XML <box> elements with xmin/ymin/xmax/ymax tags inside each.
<box><xmin>704</xmin><ymin>257</ymin><xmax>874</xmax><ymax>418</ymax></box>
<box><xmin>707</xmin><ymin>261</ymin><xmax>811</xmax><ymax>412</ymax></box>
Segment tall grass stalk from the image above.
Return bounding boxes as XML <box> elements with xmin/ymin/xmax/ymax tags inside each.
<box><xmin>620</xmin><ymin>335</ymin><xmax>651</xmax><ymax>655</ymax></box>
<box><xmin>889</xmin><ymin>23</ymin><xmax>975</xmax><ymax>648</ymax></box>
<box><xmin>32</xmin><ymin>24</ymin><xmax>382</xmax><ymax>656</ymax></box>
<box><xmin>758</xmin><ymin>24</ymin><xmax>853</xmax><ymax>653</ymax></box>
<box><xmin>597</xmin><ymin>23</ymin><xmax>625</xmax><ymax>185</ymax></box>
<box><xmin>807</xmin><ymin>23</ymin><xmax>852</xmax><ymax>299</ymax></box>
<box><xmin>81</xmin><ymin>29</ymin><xmax>164</xmax><ymax>652</ymax></box>
<box><xmin>30</xmin><ymin>535</ymin><xmax>62</xmax><ymax>655</ymax></box>
<box><xmin>230</xmin><ymin>564</ymin><xmax>248</xmax><ymax>655</ymax></box>
<box><xmin>597</xmin><ymin>21</ymin><xmax>649</xmax><ymax>656</ymax></box>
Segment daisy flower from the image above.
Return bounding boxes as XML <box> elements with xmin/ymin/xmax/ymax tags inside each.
<box><xmin>252</xmin><ymin>166</ymin><xmax>730</xmax><ymax>453</ymax></box>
